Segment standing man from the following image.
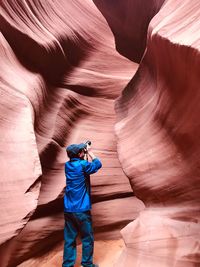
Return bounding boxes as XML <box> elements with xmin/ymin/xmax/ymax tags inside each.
<box><xmin>63</xmin><ymin>142</ymin><xmax>102</xmax><ymax>267</ymax></box>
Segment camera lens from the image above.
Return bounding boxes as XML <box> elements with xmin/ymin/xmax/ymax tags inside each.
<box><xmin>85</xmin><ymin>140</ymin><xmax>91</xmax><ymax>146</ymax></box>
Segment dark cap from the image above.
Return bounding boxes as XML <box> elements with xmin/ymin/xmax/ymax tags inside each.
<box><xmin>66</xmin><ymin>143</ymin><xmax>86</xmax><ymax>158</ymax></box>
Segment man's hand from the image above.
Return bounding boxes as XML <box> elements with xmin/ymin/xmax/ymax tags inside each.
<box><xmin>86</xmin><ymin>144</ymin><xmax>96</xmax><ymax>160</ymax></box>
<box><xmin>86</xmin><ymin>143</ymin><xmax>91</xmax><ymax>151</ymax></box>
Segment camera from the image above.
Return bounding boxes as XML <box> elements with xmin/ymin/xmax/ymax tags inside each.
<box><xmin>84</xmin><ymin>140</ymin><xmax>91</xmax><ymax>153</ymax></box>
<box><xmin>85</xmin><ymin>140</ymin><xmax>91</xmax><ymax>146</ymax></box>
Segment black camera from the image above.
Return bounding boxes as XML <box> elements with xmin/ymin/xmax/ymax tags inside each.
<box><xmin>84</xmin><ymin>140</ymin><xmax>91</xmax><ymax>153</ymax></box>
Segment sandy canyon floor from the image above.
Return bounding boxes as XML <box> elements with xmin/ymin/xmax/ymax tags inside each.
<box><xmin>18</xmin><ymin>239</ymin><xmax>124</xmax><ymax>267</ymax></box>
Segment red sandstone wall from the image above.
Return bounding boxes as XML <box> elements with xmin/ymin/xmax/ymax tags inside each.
<box><xmin>93</xmin><ymin>0</ymin><xmax>165</xmax><ymax>62</ymax></box>
<box><xmin>115</xmin><ymin>0</ymin><xmax>200</xmax><ymax>266</ymax></box>
<box><xmin>0</xmin><ymin>0</ymin><xmax>199</xmax><ymax>266</ymax></box>
<box><xmin>0</xmin><ymin>1</ymin><xmax>140</xmax><ymax>266</ymax></box>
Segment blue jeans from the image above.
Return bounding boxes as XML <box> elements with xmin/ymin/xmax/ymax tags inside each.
<box><xmin>63</xmin><ymin>211</ymin><xmax>94</xmax><ymax>267</ymax></box>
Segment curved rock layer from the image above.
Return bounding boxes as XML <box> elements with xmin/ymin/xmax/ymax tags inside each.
<box><xmin>115</xmin><ymin>0</ymin><xmax>200</xmax><ymax>266</ymax></box>
<box><xmin>0</xmin><ymin>0</ymin><xmax>141</xmax><ymax>267</ymax></box>
<box><xmin>1</xmin><ymin>0</ymin><xmax>199</xmax><ymax>267</ymax></box>
<box><xmin>93</xmin><ymin>0</ymin><xmax>165</xmax><ymax>62</ymax></box>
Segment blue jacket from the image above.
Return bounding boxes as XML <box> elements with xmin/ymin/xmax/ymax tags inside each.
<box><xmin>64</xmin><ymin>157</ymin><xmax>102</xmax><ymax>212</ymax></box>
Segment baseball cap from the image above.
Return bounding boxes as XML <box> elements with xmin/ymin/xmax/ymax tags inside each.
<box><xmin>66</xmin><ymin>143</ymin><xmax>86</xmax><ymax>158</ymax></box>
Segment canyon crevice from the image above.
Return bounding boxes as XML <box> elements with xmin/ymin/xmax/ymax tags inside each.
<box><xmin>0</xmin><ymin>0</ymin><xmax>199</xmax><ymax>266</ymax></box>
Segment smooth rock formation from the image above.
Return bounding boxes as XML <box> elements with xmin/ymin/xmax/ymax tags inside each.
<box><xmin>115</xmin><ymin>0</ymin><xmax>200</xmax><ymax>266</ymax></box>
<box><xmin>1</xmin><ymin>0</ymin><xmax>200</xmax><ymax>266</ymax></box>
<box><xmin>93</xmin><ymin>0</ymin><xmax>165</xmax><ymax>62</ymax></box>
<box><xmin>0</xmin><ymin>1</ymin><xmax>141</xmax><ymax>267</ymax></box>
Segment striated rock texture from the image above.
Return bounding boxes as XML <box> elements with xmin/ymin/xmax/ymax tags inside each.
<box><xmin>94</xmin><ymin>0</ymin><xmax>165</xmax><ymax>62</ymax></box>
<box><xmin>0</xmin><ymin>0</ymin><xmax>200</xmax><ymax>267</ymax></box>
<box><xmin>114</xmin><ymin>0</ymin><xmax>200</xmax><ymax>266</ymax></box>
<box><xmin>0</xmin><ymin>1</ymin><xmax>141</xmax><ymax>266</ymax></box>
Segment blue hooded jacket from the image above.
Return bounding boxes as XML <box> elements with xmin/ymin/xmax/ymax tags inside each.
<box><xmin>64</xmin><ymin>157</ymin><xmax>102</xmax><ymax>212</ymax></box>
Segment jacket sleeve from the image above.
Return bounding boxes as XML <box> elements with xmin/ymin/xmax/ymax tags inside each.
<box><xmin>82</xmin><ymin>158</ymin><xmax>102</xmax><ymax>175</ymax></box>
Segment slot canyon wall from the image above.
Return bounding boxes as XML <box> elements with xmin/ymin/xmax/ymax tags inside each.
<box><xmin>0</xmin><ymin>0</ymin><xmax>199</xmax><ymax>267</ymax></box>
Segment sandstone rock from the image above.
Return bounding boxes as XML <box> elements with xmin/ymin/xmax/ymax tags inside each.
<box><xmin>93</xmin><ymin>0</ymin><xmax>165</xmax><ymax>62</ymax></box>
<box><xmin>1</xmin><ymin>0</ymin><xmax>199</xmax><ymax>266</ymax></box>
<box><xmin>115</xmin><ymin>0</ymin><xmax>200</xmax><ymax>266</ymax></box>
<box><xmin>0</xmin><ymin>1</ymin><xmax>139</xmax><ymax>266</ymax></box>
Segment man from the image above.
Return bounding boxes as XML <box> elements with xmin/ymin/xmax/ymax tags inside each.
<box><xmin>63</xmin><ymin>142</ymin><xmax>102</xmax><ymax>267</ymax></box>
